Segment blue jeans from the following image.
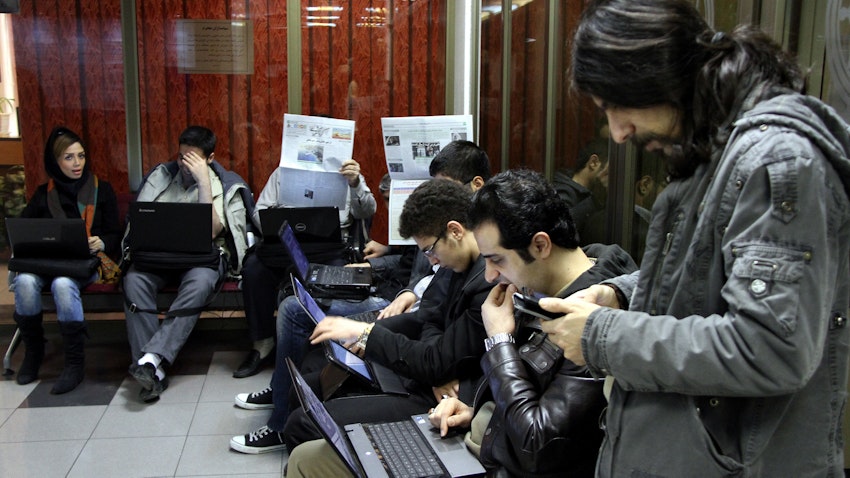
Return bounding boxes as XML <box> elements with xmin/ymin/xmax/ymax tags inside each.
<box><xmin>267</xmin><ymin>294</ymin><xmax>389</xmax><ymax>431</ymax></box>
<box><xmin>11</xmin><ymin>272</ymin><xmax>96</xmax><ymax>322</ymax></box>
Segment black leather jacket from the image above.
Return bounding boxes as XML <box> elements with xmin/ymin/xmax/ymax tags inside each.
<box><xmin>475</xmin><ymin>244</ymin><xmax>637</xmax><ymax>477</ymax></box>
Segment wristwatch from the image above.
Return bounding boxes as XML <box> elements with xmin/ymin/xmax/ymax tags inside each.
<box><xmin>484</xmin><ymin>332</ymin><xmax>515</xmax><ymax>351</ymax></box>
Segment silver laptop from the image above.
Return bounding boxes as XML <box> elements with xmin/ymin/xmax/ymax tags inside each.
<box><xmin>279</xmin><ymin>220</ymin><xmax>371</xmax><ymax>299</ymax></box>
<box><xmin>128</xmin><ymin>202</ymin><xmax>212</xmax><ymax>253</ymax></box>
<box><xmin>291</xmin><ymin>274</ymin><xmax>406</xmax><ymax>396</ymax></box>
<box><xmin>5</xmin><ymin>218</ymin><xmax>91</xmax><ymax>259</ymax></box>
<box><xmin>286</xmin><ymin>357</ymin><xmax>486</xmax><ymax>478</ymax></box>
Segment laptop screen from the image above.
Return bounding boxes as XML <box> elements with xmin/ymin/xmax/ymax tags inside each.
<box><xmin>278</xmin><ymin>221</ymin><xmax>311</xmax><ymax>279</ymax></box>
<box><xmin>286</xmin><ymin>358</ymin><xmax>363</xmax><ymax>477</ymax></box>
<box><xmin>291</xmin><ymin>276</ymin><xmax>374</xmax><ymax>381</ymax></box>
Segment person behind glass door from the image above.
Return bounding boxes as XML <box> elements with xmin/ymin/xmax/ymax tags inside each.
<box><xmin>12</xmin><ymin>126</ymin><xmax>122</xmax><ymax>394</ymax></box>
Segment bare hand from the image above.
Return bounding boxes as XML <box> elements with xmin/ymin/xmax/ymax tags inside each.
<box><xmin>431</xmin><ymin>379</ymin><xmax>459</xmax><ymax>402</ymax></box>
<box><xmin>309</xmin><ymin>316</ymin><xmax>368</xmax><ymax>345</ymax></box>
<box><xmin>428</xmin><ymin>397</ymin><xmax>473</xmax><ymax>437</ymax></box>
<box><xmin>363</xmin><ymin>240</ymin><xmax>390</xmax><ymax>259</ymax></box>
<box><xmin>482</xmin><ymin>283</ymin><xmax>517</xmax><ymax>336</ymax></box>
<box><xmin>339</xmin><ymin>159</ymin><xmax>362</xmax><ymax>187</ymax></box>
<box><xmin>180</xmin><ymin>150</ymin><xmax>211</xmax><ymax>185</ymax></box>
<box><xmin>377</xmin><ymin>291</ymin><xmax>417</xmax><ymax>319</ymax></box>
<box><xmin>567</xmin><ymin>284</ymin><xmax>620</xmax><ymax>308</ymax></box>
<box><xmin>538</xmin><ymin>298</ymin><xmax>601</xmax><ymax>365</ymax></box>
<box><xmin>88</xmin><ymin>236</ymin><xmax>104</xmax><ymax>253</ymax></box>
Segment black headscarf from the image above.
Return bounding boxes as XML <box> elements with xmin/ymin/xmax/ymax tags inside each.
<box><xmin>43</xmin><ymin>126</ymin><xmax>91</xmax><ymax>197</ymax></box>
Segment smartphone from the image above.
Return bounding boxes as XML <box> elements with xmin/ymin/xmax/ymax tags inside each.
<box><xmin>512</xmin><ymin>292</ymin><xmax>561</xmax><ymax>321</ymax></box>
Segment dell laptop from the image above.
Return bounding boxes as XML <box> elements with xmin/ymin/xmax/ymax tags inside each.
<box><xmin>259</xmin><ymin>206</ymin><xmax>341</xmax><ymax>243</ymax></box>
<box><xmin>287</xmin><ymin>357</ymin><xmax>486</xmax><ymax>478</ymax></box>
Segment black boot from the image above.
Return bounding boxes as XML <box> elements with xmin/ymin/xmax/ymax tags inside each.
<box><xmin>51</xmin><ymin>320</ymin><xmax>88</xmax><ymax>394</ymax></box>
<box><xmin>14</xmin><ymin>312</ymin><xmax>44</xmax><ymax>385</ymax></box>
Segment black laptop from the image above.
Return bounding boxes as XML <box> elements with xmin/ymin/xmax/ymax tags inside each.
<box><xmin>259</xmin><ymin>206</ymin><xmax>341</xmax><ymax>243</ymax></box>
<box><xmin>128</xmin><ymin>202</ymin><xmax>212</xmax><ymax>253</ymax></box>
<box><xmin>5</xmin><ymin>218</ymin><xmax>91</xmax><ymax>259</ymax></box>
<box><xmin>286</xmin><ymin>357</ymin><xmax>486</xmax><ymax>478</ymax></box>
<box><xmin>279</xmin><ymin>220</ymin><xmax>371</xmax><ymax>299</ymax></box>
<box><xmin>291</xmin><ymin>274</ymin><xmax>406</xmax><ymax>396</ymax></box>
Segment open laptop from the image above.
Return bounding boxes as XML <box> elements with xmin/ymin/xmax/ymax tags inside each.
<box><xmin>128</xmin><ymin>202</ymin><xmax>212</xmax><ymax>253</ymax></box>
<box><xmin>291</xmin><ymin>274</ymin><xmax>406</xmax><ymax>396</ymax></box>
<box><xmin>287</xmin><ymin>357</ymin><xmax>486</xmax><ymax>478</ymax></box>
<box><xmin>279</xmin><ymin>220</ymin><xmax>371</xmax><ymax>299</ymax></box>
<box><xmin>259</xmin><ymin>206</ymin><xmax>341</xmax><ymax>243</ymax></box>
<box><xmin>5</xmin><ymin>218</ymin><xmax>91</xmax><ymax>259</ymax></box>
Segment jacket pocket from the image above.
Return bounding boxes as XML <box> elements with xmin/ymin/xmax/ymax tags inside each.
<box><xmin>728</xmin><ymin>242</ymin><xmax>808</xmax><ymax>337</ymax></box>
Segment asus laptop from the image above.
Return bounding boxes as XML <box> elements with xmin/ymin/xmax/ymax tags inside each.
<box><xmin>128</xmin><ymin>202</ymin><xmax>212</xmax><ymax>253</ymax></box>
<box><xmin>259</xmin><ymin>206</ymin><xmax>341</xmax><ymax>243</ymax></box>
<box><xmin>287</xmin><ymin>357</ymin><xmax>486</xmax><ymax>478</ymax></box>
<box><xmin>279</xmin><ymin>220</ymin><xmax>371</xmax><ymax>299</ymax></box>
<box><xmin>5</xmin><ymin>218</ymin><xmax>91</xmax><ymax>259</ymax></box>
<box><xmin>291</xmin><ymin>274</ymin><xmax>406</xmax><ymax>396</ymax></box>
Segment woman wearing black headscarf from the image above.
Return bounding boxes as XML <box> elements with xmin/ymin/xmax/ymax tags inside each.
<box><xmin>12</xmin><ymin>126</ymin><xmax>121</xmax><ymax>394</ymax></box>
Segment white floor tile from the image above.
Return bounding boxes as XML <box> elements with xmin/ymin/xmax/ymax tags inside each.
<box><xmin>0</xmin><ymin>439</ymin><xmax>86</xmax><ymax>478</ymax></box>
<box><xmin>189</xmin><ymin>401</ymin><xmax>272</xmax><ymax>436</ymax></box>
<box><xmin>0</xmin><ymin>407</ymin><xmax>13</xmax><ymax>427</ymax></box>
<box><xmin>0</xmin><ymin>405</ymin><xmax>106</xmax><ymax>442</ymax></box>
<box><xmin>110</xmin><ymin>374</ymin><xmax>206</xmax><ymax>406</ymax></box>
<box><xmin>207</xmin><ymin>350</ymin><xmax>245</xmax><ymax>375</ymax></box>
<box><xmin>175</xmin><ymin>434</ymin><xmax>285</xmax><ymax>476</ymax></box>
<box><xmin>68</xmin><ymin>435</ymin><xmax>185</xmax><ymax>478</ymax></box>
<box><xmin>198</xmin><ymin>370</ymin><xmax>272</xmax><ymax>403</ymax></box>
<box><xmin>0</xmin><ymin>380</ymin><xmax>38</xmax><ymax>408</ymax></box>
<box><xmin>92</xmin><ymin>401</ymin><xmax>197</xmax><ymax>438</ymax></box>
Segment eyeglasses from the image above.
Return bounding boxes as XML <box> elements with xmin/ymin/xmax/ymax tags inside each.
<box><xmin>422</xmin><ymin>232</ymin><xmax>444</xmax><ymax>258</ymax></box>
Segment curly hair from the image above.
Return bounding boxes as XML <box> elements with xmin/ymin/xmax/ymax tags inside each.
<box><xmin>398</xmin><ymin>179</ymin><xmax>471</xmax><ymax>240</ymax></box>
<box><xmin>469</xmin><ymin>169</ymin><xmax>579</xmax><ymax>263</ymax></box>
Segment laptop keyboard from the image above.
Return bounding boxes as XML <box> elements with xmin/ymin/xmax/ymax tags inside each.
<box><xmin>316</xmin><ymin>266</ymin><xmax>354</xmax><ymax>284</ymax></box>
<box><xmin>363</xmin><ymin>420</ymin><xmax>444</xmax><ymax>478</ymax></box>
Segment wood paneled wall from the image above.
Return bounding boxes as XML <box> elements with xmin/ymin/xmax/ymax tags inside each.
<box><xmin>13</xmin><ymin>0</ymin><xmax>446</xmax><ymax>243</ymax></box>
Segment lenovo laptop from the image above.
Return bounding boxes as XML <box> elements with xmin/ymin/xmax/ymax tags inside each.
<box><xmin>290</xmin><ymin>274</ymin><xmax>406</xmax><ymax>396</ymax></box>
<box><xmin>128</xmin><ymin>202</ymin><xmax>212</xmax><ymax>253</ymax></box>
<box><xmin>287</xmin><ymin>357</ymin><xmax>486</xmax><ymax>478</ymax></box>
<box><xmin>259</xmin><ymin>206</ymin><xmax>341</xmax><ymax>243</ymax></box>
<box><xmin>5</xmin><ymin>218</ymin><xmax>91</xmax><ymax>259</ymax></box>
<box><xmin>279</xmin><ymin>220</ymin><xmax>371</xmax><ymax>299</ymax></box>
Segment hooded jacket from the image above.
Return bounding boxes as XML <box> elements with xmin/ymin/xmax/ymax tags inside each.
<box><xmin>475</xmin><ymin>243</ymin><xmax>638</xmax><ymax>478</ymax></box>
<box><xmin>586</xmin><ymin>92</ymin><xmax>850</xmax><ymax>477</ymax></box>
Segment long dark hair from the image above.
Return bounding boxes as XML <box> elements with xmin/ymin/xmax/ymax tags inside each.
<box><xmin>571</xmin><ymin>0</ymin><xmax>803</xmax><ymax>177</ymax></box>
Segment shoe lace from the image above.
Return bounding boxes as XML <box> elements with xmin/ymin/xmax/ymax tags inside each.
<box><xmin>250</xmin><ymin>386</ymin><xmax>272</xmax><ymax>399</ymax></box>
<box><xmin>248</xmin><ymin>426</ymin><xmax>272</xmax><ymax>441</ymax></box>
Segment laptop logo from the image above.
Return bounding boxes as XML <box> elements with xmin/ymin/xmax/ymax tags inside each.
<box><xmin>293</xmin><ymin>222</ymin><xmax>308</xmax><ymax>233</ymax></box>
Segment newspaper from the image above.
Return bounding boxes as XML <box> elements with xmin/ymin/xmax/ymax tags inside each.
<box><xmin>381</xmin><ymin>115</ymin><xmax>474</xmax><ymax>244</ymax></box>
<box><xmin>277</xmin><ymin>114</ymin><xmax>356</xmax><ymax>208</ymax></box>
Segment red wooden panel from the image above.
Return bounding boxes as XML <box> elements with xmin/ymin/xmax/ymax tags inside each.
<box><xmin>390</xmin><ymin>0</ymin><xmax>411</xmax><ymax>116</ymax></box>
<box><xmin>330</xmin><ymin>0</ymin><xmax>351</xmax><ymax>120</ymax></box>
<box><xmin>428</xmin><ymin>0</ymin><xmax>447</xmax><ymax>116</ymax></box>
<box><xmin>479</xmin><ymin>8</ymin><xmax>504</xmax><ymax>172</ymax></box>
<box><xmin>409</xmin><ymin>1</ymin><xmax>429</xmax><ymax>114</ymax></box>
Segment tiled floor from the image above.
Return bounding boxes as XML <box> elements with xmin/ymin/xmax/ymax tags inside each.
<box><xmin>0</xmin><ymin>318</ymin><xmax>288</xmax><ymax>477</ymax></box>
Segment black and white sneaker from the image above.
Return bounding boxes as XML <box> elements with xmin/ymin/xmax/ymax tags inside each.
<box><xmin>234</xmin><ymin>386</ymin><xmax>273</xmax><ymax>410</ymax></box>
<box><xmin>230</xmin><ymin>425</ymin><xmax>286</xmax><ymax>454</ymax></box>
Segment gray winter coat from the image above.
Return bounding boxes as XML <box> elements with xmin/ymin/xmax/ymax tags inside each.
<box><xmin>584</xmin><ymin>92</ymin><xmax>850</xmax><ymax>477</ymax></box>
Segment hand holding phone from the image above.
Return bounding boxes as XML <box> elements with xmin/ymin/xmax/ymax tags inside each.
<box><xmin>512</xmin><ymin>292</ymin><xmax>562</xmax><ymax>321</ymax></box>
